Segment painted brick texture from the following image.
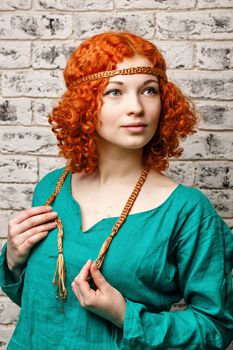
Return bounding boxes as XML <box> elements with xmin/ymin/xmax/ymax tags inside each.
<box><xmin>0</xmin><ymin>1</ymin><xmax>232</xmax><ymax>349</ymax></box>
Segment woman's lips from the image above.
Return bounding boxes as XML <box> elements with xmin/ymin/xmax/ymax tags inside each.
<box><xmin>121</xmin><ymin>124</ymin><xmax>147</xmax><ymax>132</ymax></box>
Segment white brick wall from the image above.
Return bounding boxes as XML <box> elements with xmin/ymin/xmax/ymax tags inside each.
<box><xmin>0</xmin><ymin>1</ymin><xmax>232</xmax><ymax>349</ymax></box>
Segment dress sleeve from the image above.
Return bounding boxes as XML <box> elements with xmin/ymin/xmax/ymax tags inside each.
<box><xmin>0</xmin><ymin>243</ymin><xmax>26</xmax><ymax>307</ymax></box>
<box><xmin>0</xmin><ymin>188</ymin><xmax>40</xmax><ymax>307</ymax></box>
<box><xmin>121</xmin><ymin>214</ymin><xmax>233</xmax><ymax>350</ymax></box>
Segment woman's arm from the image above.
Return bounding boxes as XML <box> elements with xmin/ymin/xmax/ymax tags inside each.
<box><xmin>0</xmin><ymin>243</ymin><xmax>25</xmax><ymax>306</ymax></box>
<box><xmin>121</xmin><ymin>214</ymin><xmax>233</xmax><ymax>349</ymax></box>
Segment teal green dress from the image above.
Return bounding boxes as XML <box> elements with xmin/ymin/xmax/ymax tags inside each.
<box><xmin>0</xmin><ymin>168</ymin><xmax>233</xmax><ymax>349</ymax></box>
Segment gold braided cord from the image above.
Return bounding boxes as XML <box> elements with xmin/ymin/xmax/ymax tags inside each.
<box><xmin>71</xmin><ymin>66</ymin><xmax>167</xmax><ymax>86</ymax></box>
<box><xmin>94</xmin><ymin>166</ymin><xmax>149</xmax><ymax>269</ymax></box>
<box><xmin>44</xmin><ymin>159</ymin><xmax>72</xmax><ymax>303</ymax></box>
<box><xmin>44</xmin><ymin>159</ymin><xmax>72</xmax><ymax>207</ymax></box>
<box><xmin>44</xmin><ymin>160</ymin><xmax>149</xmax><ymax>305</ymax></box>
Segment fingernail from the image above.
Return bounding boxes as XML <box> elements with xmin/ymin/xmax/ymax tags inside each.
<box><xmin>91</xmin><ymin>262</ymin><xmax>97</xmax><ymax>270</ymax></box>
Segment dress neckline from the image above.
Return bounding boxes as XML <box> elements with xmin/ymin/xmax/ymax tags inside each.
<box><xmin>67</xmin><ymin>172</ymin><xmax>183</xmax><ymax>233</ymax></box>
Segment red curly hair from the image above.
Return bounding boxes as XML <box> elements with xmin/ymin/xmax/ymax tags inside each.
<box><xmin>49</xmin><ymin>31</ymin><xmax>197</xmax><ymax>173</ymax></box>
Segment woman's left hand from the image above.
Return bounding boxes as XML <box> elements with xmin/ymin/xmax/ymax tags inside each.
<box><xmin>71</xmin><ymin>259</ymin><xmax>126</xmax><ymax>328</ymax></box>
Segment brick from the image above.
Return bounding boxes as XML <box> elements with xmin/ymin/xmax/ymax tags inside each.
<box><xmin>169</xmin><ymin>71</ymin><xmax>233</xmax><ymax>100</ymax></box>
<box><xmin>198</xmin><ymin>0</ymin><xmax>233</xmax><ymax>8</ymax></box>
<box><xmin>39</xmin><ymin>156</ymin><xmax>66</xmax><ymax>179</ymax></box>
<box><xmin>0</xmin><ymin>298</ymin><xmax>20</xmax><ymax>324</ymax></box>
<box><xmin>0</xmin><ymin>42</ymin><xmax>31</xmax><ymax>69</ymax></box>
<box><xmin>0</xmin><ymin>325</ymin><xmax>15</xmax><ymax>350</ymax></box>
<box><xmin>226</xmin><ymin>342</ymin><xmax>233</xmax><ymax>350</ymax></box>
<box><xmin>196</xmin><ymin>102</ymin><xmax>233</xmax><ymax>130</ymax></box>
<box><xmin>0</xmin><ymin>184</ymin><xmax>34</xmax><ymax>210</ymax></box>
<box><xmin>201</xmin><ymin>189</ymin><xmax>233</xmax><ymax>218</ymax></box>
<box><xmin>180</xmin><ymin>131</ymin><xmax>233</xmax><ymax>160</ymax></box>
<box><xmin>0</xmin><ymin>210</ymin><xmax>17</xmax><ymax>238</ymax></box>
<box><xmin>0</xmin><ymin>99</ymin><xmax>32</xmax><ymax>125</ymax></box>
<box><xmin>0</xmin><ymin>0</ymin><xmax>31</xmax><ymax>10</ymax></box>
<box><xmin>115</xmin><ymin>0</ymin><xmax>196</xmax><ymax>9</ymax></box>
<box><xmin>196</xmin><ymin>43</ymin><xmax>233</xmax><ymax>70</ymax></box>
<box><xmin>0</xmin><ymin>156</ymin><xmax>38</xmax><ymax>183</ymax></box>
<box><xmin>0</xmin><ymin>240</ymin><xmax>6</xmax><ymax>252</ymax></box>
<box><xmin>224</xmin><ymin>219</ymin><xmax>233</xmax><ymax>230</ymax></box>
<box><xmin>0</xmin><ymin>240</ymin><xmax>7</xmax><ymax>252</ymax></box>
<box><xmin>0</xmin><ymin>126</ymin><xmax>57</xmax><ymax>155</ymax></box>
<box><xmin>33</xmin><ymin>99</ymin><xmax>57</xmax><ymax>125</ymax></box>
<box><xmin>34</xmin><ymin>0</ymin><xmax>113</xmax><ymax>10</ymax></box>
<box><xmin>156</xmin><ymin>41</ymin><xmax>193</xmax><ymax>69</ymax></box>
<box><xmin>0</xmin><ymin>14</ymin><xmax>72</xmax><ymax>40</ymax></box>
<box><xmin>195</xmin><ymin>161</ymin><xmax>233</xmax><ymax>189</ymax></box>
<box><xmin>165</xmin><ymin>161</ymin><xmax>195</xmax><ymax>186</ymax></box>
<box><xmin>32</xmin><ymin>41</ymin><xmax>75</xmax><ymax>69</ymax></box>
<box><xmin>157</xmin><ymin>12</ymin><xmax>233</xmax><ymax>40</ymax></box>
<box><xmin>2</xmin><ymin>70</ymin><xmax>65</xmax><ymax>98</ymax></box>
<box><xmin>74</xmin><ymin>12</ymin><xmax>155</xmax><ymax>39</ymax></box>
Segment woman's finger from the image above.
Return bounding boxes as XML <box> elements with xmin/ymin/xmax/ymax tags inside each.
<box><xmin>19</xmin><ymin>230</ymin><xmax>50</xmax><ymax>252</ymax></box>
<box><xmin>90</xmin><ymin>262</ymin><xmax>109</xmax><ymax>292</ymax></box>
<box><xmin>10</xmin><ymin>210</ymin><xmax>58</xmax><ymax>236</ymax></box>
<box><xmin>71</xmin><ymin>280</ymin><xmax>81</xmax><ymax>300</ymax></box>
<box><xmin>10</xmin><ymin>206</ymin><xmax>53</xmax><ymax>225</ymax></box>
<box><xmin>73</xmin><ymin>260</ymin><xmax>93</xmax><ymax>295</ymax></box>
<box><xmin>13</xmin><ymin>221</ymin><xmax>57</xmax><ymax>246</ymax></box>
<box><xmin>76</xmin><ymin>259</ymin><xmax>93</xmax><ymax>282</ymax></box>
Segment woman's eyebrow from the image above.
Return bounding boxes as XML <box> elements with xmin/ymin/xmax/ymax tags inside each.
<box><xmin>142</xmin><ymin>79</ymin><xmax>159</xmax><ymax>85</ymax></box>
<box><xmin>107</xmin><ymin>79</ymin><xmax>159</xmax><ymax>85</ymax></box>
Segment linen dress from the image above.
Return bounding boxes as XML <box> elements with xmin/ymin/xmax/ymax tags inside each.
<box><xmin>0</xmin><ymin>167</ymin><xmax>233</xmax><ymax>349</ymax></box>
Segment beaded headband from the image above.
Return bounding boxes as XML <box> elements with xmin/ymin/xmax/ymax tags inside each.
<box><xmin>71</xmin><ymin>66</ymin><xmax>167</xmax><ymax>86</ymax></box>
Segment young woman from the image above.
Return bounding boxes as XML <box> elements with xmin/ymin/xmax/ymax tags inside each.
<box><xmin>1</xmin><ymin>32</ymin><xmax>233</xmax><ymax>350</ymax></box>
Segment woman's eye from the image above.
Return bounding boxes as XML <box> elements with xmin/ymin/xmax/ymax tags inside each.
<box><xmin>143</xmin><ymin>87</ymin><xmax>158</xmax><ymax>95</ymax></box>
<box><xmin>104</xmin><ymin>89</ymin><xmax>121</xmax><ymax>97</ymax></box>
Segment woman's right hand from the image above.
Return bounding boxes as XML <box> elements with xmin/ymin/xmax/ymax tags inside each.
<box><xmin>6</xmin><ymin>206</ymin><xmax>58</xmax><ymax>278</ymax></box>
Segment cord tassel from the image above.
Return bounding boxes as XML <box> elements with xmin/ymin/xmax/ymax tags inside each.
<box><xmin>95</xmin><ymin>234</ymin><xmax>114</xmax><ymax>269</ymax></box>
<box><xmin>52</xmin><ymin>217</ymin><xmax>67</xmax><ymax>301</ymax></box>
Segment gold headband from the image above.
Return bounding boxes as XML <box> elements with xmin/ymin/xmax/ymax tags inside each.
<box><xmin>71</xmin><ymin>66</ymin><xmax>167</xmax><ymax>86</ymax></box>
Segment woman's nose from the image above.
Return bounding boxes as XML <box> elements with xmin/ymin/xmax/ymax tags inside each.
<box><xmin>126</xmin><ymin>93</ymin><xmax>144</xmax><ymax>116</ymax></box>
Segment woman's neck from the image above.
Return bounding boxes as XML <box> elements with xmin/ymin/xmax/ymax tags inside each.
<box><xmin>96</xmin><ymin>145</ymin><xmax>144</xmax><ymax>186</ymax></box>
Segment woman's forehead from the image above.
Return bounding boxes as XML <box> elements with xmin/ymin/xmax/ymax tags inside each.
<box><xmin>116</xmin><ymin>55</ymin><xmax>153</xmax><ymax>70</ymax></box>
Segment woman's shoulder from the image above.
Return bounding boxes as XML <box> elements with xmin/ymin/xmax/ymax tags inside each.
<box><xmin>170</xmin><ymin>182</ymin><xmax>233</xmax><ymax>237</ymax></box>
<box><xmin>174</xmin><ymin>183</ymin><xmax>233</xmax><ymax>256</ymax></box>
<box><xmin>149</xmin><ymin>170</ymin><xmax>215</xmax><ymax>215</ymax></box>
<box><xmin>37</xmin><ymin>167</ymin><xmax>66</xmax><ymax>189</ymax></box>
<box><xmin>174</xmin><ymin>183</ymin><xmax>217</xmax><ymax>217</ymax></box>
<box><xmin>32</xmin><ymin>167</ymin><xmax>67</xmax><ymax>205</ymax></box>
<box><xmin>177</xmin><ymin>183</ymin><xmax>211</xmax><ymax>203</ymax></box>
